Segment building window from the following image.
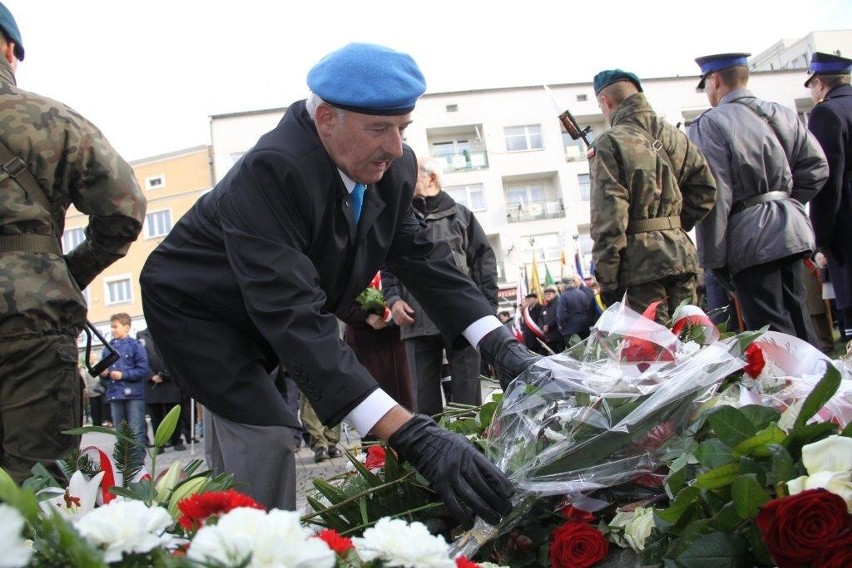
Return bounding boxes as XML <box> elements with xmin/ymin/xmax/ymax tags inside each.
<box><xmin>145</xmin><ymin>210</ymin><xmax>172</xmax><ymax>239</ymax></box>
<box><xmin>504</xmin><ymin>125</ymin><xmax>543</xmax><ymax>152</ymax></box>
<box><xmin>62</xmin><ymin>227</ymin><xmax>85</xmax><ymax>252</ymax></box>
<box><xmin>145</xmin><ymin>175</ymin><xmax>165</xmax><ymax>190</ymax></box>
<box><xmin>577</xmin><ymin>94</ymin><xmax>588</xmax><ymax>102</ymax></box>
<box><xmin>446</xmin><ymin>184</ymin><xmax>486</xmax><ymax>211</ymax></box>
<box><xmin>578</xmin><ymin>174</ymin><xmax>591</xmax><ymax>201</ymax></box>
<box><xmin>105</xmin><ymin>276</ymin><xmax>132</xmax><ymax>305</ymax></box>
<box><xmin>446</xmin><ymin>104</ymin><xmax>458</xmax><ymax>112</ymax></box>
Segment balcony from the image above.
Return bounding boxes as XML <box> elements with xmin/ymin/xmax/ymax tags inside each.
<box><xmin>506</xmin><ymin>199</ymin><xmax>565</xmax><ymax>223</ymax></box>
<box><xmin>433</xmin><ymin>149</ymin><xmax>489</xmax><ymax>173</ymax></box>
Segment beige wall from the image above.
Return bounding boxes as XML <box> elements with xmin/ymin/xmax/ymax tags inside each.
<box><xmin>64</xmin><ymin>146</ymin><xmax>213</xmax><ymax>333</ymax></box>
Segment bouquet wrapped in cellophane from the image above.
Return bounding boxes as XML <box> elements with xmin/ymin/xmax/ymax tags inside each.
<box><xmin>450</xmin><ymin>301</ymin><xmax>752</xmax><ymax>558</ymax></box>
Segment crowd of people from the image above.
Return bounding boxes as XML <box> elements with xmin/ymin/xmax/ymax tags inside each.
<box><xmin>1</xmin><ymin>0</ymin><xmax>850</xmax><ymax>534</ymax></box>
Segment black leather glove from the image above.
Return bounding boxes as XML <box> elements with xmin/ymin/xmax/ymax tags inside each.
<box><xmin>478</xmin><ymin>324</ymin><xmax>542</xmax><ymax>390</ymax></box>
<box><xmin>600</xmin><ymin>288</ymin><xmax>625</xmax><ymax>308</ymax></box>
<box><xmin>388</xmin><ymin>414</ymin><xmax>514</xmax><ymax>528</ymax></box>
<box><xmin>711</xmin><ymin>267</ymin><xmax>734</xmax><ymax>293</ymax></box>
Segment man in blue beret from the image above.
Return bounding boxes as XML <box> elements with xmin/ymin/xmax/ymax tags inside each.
<box><xmin>1</xmin><ymin>1</ymin><xmax>146</xmax><ymax>483</ymax></box>
<box><xmin>805</xmin><ymin>52</ymin><xmax>852</xmax><ymax>343</ymax></box>
<box><xmin>689</xmin><ymin>52</ymin><xmax>828</xmax><ymax>345</ymax></box>
<box><xmin>141</xmin><ymin>42</ymin><xmax>537</xmax><ymax>526</ymax></box>
<box><xmin>588</xmin><ymin>68</ymin><xmax>717</xmax><ymax>321</ymax></box>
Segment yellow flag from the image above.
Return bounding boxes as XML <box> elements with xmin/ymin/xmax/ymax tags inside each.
<box><xmin>530</xmin><ymin>256</ymin><xmax>544</xmax><ymax>302</ymax></box>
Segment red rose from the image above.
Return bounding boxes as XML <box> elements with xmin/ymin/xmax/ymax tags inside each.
<box><xmin>559</xmin><ymin>505</ymin><xmax>595</xmax><ymax>523</ymax></box>
<box><xmin>550</xmin><ymin>522</ymin><xmax>609</xmax><ymax>568</ymax></box>
<box><xmin>756</xmin><ymin>489</ymin><xmax>850</xmax><ymax>568</ymax></box>
<box><xmin>744</xmin><ymin>343</ymin><xmax>765</xmax><ymax>378</ymax></box>
<box><xmin>316</xmin><ymin>528</ymin><xmax>354</xmax><ymax>554</ymax></box>
<box><xmin>814</xmin><ymin>531</ymin><xmax>852</xmax><ymax>568</ymax></box>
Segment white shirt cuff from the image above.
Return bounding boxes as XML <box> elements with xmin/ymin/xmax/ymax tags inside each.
<box><xmin>345</xmin><ymin>389</ymin><xmax>398</xmax><ymax>436</ymax></box>
<box><xmin>463</xmin><ymin>315</ymin><xmax>502</xmax><ymax>348</ymax></box>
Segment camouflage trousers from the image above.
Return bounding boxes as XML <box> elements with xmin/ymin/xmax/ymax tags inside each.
<box><xmin>0</xmin><ymin>333</ymin><xmax>81</xmax><ymax>484</ymax></box>
<box><xmin>626</xmin><ymin>273</ymin><xmax>697</xmax><ymax>323</ymax></box>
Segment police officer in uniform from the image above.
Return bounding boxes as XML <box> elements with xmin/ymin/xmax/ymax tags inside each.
<box><xmin>805</xmin><ymin>52</ymin><xmax>852</xmax><ymax>342</ymax></box>
<box><xmin>589</xmin><ymin>69</ymin><xmax>717</xmax><ymax>321</ymax></box>
<box><xmin>140</xmin><ymin>43</ymin><xmax>539</xmax><ymax>527</ymax></box>
<box><xmin>0</xmin><ymin>3</ymin><xmax>146</xmax><ymax>483</ymax></box>
<box><xmin>689</xmin><ymin>53</ymin><xmax>828</xmax><ymax>345</ymax></box>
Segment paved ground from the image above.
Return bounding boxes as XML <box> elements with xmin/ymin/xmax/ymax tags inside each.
<box><xmin>80</xmin><ymin>423</ymin><xmax>361</xmax><ymax>511</ymax></box>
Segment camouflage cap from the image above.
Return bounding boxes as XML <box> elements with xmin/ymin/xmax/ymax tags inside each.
<box><xmin>593</xmin><ymin>69</ymin><xmax>643</xmax><ymax>95</ymax></box>
<box><xmin>805</xmin><ymin>51</ymin><xmax>852</xmax><ymax>86</ymax></box>
<box><xmin>0</xmin><ymin>2</ymin><xmax>24</xmax><ymax>61</ymax></box>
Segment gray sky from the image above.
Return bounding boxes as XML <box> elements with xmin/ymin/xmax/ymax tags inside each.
<box><xmin>7</xmin><ymin>0</ymin><xmax>852</xmax><ymax>161</ymax></box>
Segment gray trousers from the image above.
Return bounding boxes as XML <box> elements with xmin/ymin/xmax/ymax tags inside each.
<box><xmin>404</xmin><ymin>335</ymin><xmax>482</xmax><ymax>417</ymax></box>
<box><xmin>205</xmin><ymin>410</ymin><xmax>297</xmax><ymax>510</ymax></box>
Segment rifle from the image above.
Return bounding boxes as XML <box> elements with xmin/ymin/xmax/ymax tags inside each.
<box><xmin>543</xmin><ymin>85</ymin><xmax>593</xmax><ymax>148</ymax></box>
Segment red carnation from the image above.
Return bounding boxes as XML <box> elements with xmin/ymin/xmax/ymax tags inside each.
<box><xmin>744</xmin><ymin>343</ymin><xmax>765</xmax><ymax>378</ymax></box>
<box><xmin>364</xmin><ymin>445</ymin><xmax>386</xmax><ymax>470</ymax></box>
<box><xmin>317</xmin><ymin>528</ymin><xmax>354</xmax><ymax>554</ymax></box>
<box><xmin>550</xmin><ymin>521</ymin><xmax>609</xmax><ymax>568</ymax></box>
<box><xmin>756</xmin><ymin>489</ymin><xmax>850</xmax><ymax>568</ymax></box>
<box><xmin>177</xmin><ymin>489</ymin><xmax>265</xmax><ymax>531</ymax></box>
<box><xmin>455</xmin><ymin>557</ymin><xmax>480</xmax><ymax>568</ymax></box>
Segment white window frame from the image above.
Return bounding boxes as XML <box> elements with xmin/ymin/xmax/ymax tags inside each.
<box><xmin>578</xmin><ymin>174</ymin><xmax>591</xmax><ymax>201</ymax></box>
<box><xmin>445</xmin><ymin>184</ymin><xmax>486</xmax><ymax>211</ymax></box>
<box><xmin>145</xmin><ymin>209</ymin><xmax>172</xmax><ymax>239</ymax></box>
<box><xmin>145</xmin><ymin>175</ymin><xmax>165</xmax><ymax>190</ymax></box>
<box><xmin>504</xmin><ymin>124</ymin><xmax>543</xmax><ymax>152</ymax></box>
<box><xmin>104</xmin><ymin>274</ymin><xmax>133</xmax><ymax>306</ymax></box>
<box><xmin>62</xmin><ymin>227</ymin><xmax>85</xmax><ymax>253</ymax></box>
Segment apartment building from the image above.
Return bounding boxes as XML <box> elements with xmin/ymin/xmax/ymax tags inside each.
<box><xmin>64</xmin><ymin>145</ymin><xmax>213</xmax><ymax>341</ymax></box>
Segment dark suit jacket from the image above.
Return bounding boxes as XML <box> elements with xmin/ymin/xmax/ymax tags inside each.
<box><xmin>808</xmin><ymin>84</ymin><xmax>852</xmax><ymax>308</ymax></box>
<box><xmin>140</xmin><ymin>100</ymin><xmax>493</xmax><ymax>427</ymax></box>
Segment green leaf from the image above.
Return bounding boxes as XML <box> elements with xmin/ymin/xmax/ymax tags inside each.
<box><xmin>737</xmin><ymin>456</ymin><xmax>766</xmax><ymax>487</ymax></box>
<box><xmin>673</xmin><ymin>531</ymin><xmax>749</xmax><ymax>568</ymax></box>
<box><xmin>707</xmin><ymin>502</ymin><xmax>742</xmax><ymax>532</ymax></box>
<box><xmin>841</xmin><ymin>421</ymin><xmax>852</xmax><ymax>438</ymax></box>
<box><xmin>732</xmin><ymin>424</ymin><xmax>786</xmax><ymax>458</ymax></box>
<box><xmin>695</xmin><ymin>463</ymin><xmax>740</xmax><ymax>490</ymax></box>
<box><xmin>793</xmin><ymin>363</ymin><xmax>841</xmax><ymax>430</ymax></box>
<box><xmin>695</xmin><ymin>439</ymin><xmax>734</xmax><ymax>469</ymax></box>
<box><xmin>153</xmin><ymin>404</ymin><xmax>181</xmax><ymax>448</ymax></box>
<box><xmin>768</xmin><ymin>443</ymin><xmax>795</xmax><ymax>484</ymax></box>
<box><xmin>666</xmin><ymin>463</ymin><xmax>688</xmax><ymax>496</ymax></box>
<box><xmin>743</xmin><ymin>524</ymin><xmax>774</xmax><ymax>566</ymax></box>
<box><xmin>656</xmin><ymin>486</ymin><xmax>701</xmax><ymax>528</ymax></box>
<box><xmin>731</xmin><ymin>474</ymin><xmax>770</xmax><ymax>519</ymax></box>
<box><xmin>707</xmin><ymin>406</ymin><xmax>756</xmax><ymax>447</ymax></box>
<box><xmin>738</xmin><ymin>405</ymin><xmax>781</xmax><ymax>431</ymax></box>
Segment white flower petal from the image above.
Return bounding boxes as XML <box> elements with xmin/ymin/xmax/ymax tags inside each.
<box><xmin>353</xmin><ymin>517</ymin><xmax>455</xmax><ymax>568</ymax></box>
<box><xmin>0</xmin><ymin>505</ymin><xmax>34</xmax><ymax>568</ymax></box>
<box><xmin>802</xmin><ymin>435</ymin><xmax>852</xmax><ymax>475</ymax></box>
<box><xmin>74</xmin><ymin>498</ymin><xmax>172</xmax><ymax>562</ymax></box>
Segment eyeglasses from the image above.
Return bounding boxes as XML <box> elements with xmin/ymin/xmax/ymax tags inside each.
<box><xmin>83</xmin><ymin>321</ymin><xmax>120</xmax><ymax>376</ymax></box>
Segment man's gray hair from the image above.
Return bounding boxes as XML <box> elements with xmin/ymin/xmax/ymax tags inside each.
<box><xmin>418</xmin><ymin>157</ymin><xmax>444</xmax><ymax>189</ymax></box>
<box><xmin>306</xmin><ymin>93</ymin><xmax>346</xmax><ymax>122</ymax></box>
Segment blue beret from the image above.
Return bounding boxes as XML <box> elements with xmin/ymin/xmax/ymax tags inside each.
<box><xmin>593</xmin><ymin>69</ymin><xmax>643</xmax><ymax>95</ymax></box>
<box><xmin>307</xmin><ymin>43</ymin><xmax>426</xmax><ymax>116</ymax></box>
<box><xmin>805</xmin><ymin>51</ymin><xmax>852</xmax><ymax>86</ymax></box>
<box><xmin>0</xmin><ymin>2</ymin><xmax>24</xmax><ymax>61</ymax></box>
<box><xmin>694</xmin><ymin>53</ymin><xmax>750</xmax><ymax>89</ymax></box>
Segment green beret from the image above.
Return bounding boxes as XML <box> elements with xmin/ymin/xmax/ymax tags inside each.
<box><xmin>593</xmin><ymin>69</ymin><xmax>642</xmax><ymax>95</ymax></box>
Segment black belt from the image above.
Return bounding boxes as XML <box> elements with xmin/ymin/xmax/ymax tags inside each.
<box><xmin>730</xmin><ymin>191</ymin><xmax>788</xmax><ymax>215</ymax></box>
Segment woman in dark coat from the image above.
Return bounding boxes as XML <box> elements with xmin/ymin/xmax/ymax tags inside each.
<box><xmin>338</xmin><ymin>279</ymin><xmax>414</xmax><ymax>410</ymax></box>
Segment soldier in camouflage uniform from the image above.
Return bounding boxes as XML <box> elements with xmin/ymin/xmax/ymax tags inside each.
<box><xmin>589</xmin><ymin>69</ymin><xmax>717</xmax><ymax>322</ymax></box>
<box><xmin>0</xmin><ymin>3</ymin><xmax>146</xmax><ymax>484</ymax></box>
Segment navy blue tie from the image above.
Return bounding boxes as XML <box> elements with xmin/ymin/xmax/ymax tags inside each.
<box><xmin>352</xmin><ymin>183</ymin><xmax>366</xmax><ymax>224</ymax></box>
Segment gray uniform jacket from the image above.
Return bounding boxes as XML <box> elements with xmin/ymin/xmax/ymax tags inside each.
<box><xmin>688</xmin><ymin>88</ymin><xmax>828</xmax><ymax>275</ymax></box>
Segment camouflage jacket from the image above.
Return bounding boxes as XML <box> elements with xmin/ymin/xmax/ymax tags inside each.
<box><xmin>590</xmin><ymin>93</ymin><xmax>716</xmax><ymax>292</ymax></box>
<box><xmin>0</xmin><ymin>57</ymin><xmax>145</xmax><ymax>338</ymax></box>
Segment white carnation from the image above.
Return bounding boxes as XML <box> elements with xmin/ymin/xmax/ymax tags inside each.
<box><xmin>352</xmin><ymin>517</ymin><xmax>455</xmax><ymax>568</ymax></box>
<box><xmin>187</xmin><ymin>507</ymin><xmax>335</xmax><ymax>567</ymax></box>
<box><xmin>74</xmin><ymin>498</ymin><xmax>173</xmax><ymax>563</ymax></box>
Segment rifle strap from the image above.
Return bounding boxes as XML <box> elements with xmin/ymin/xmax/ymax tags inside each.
<box><xmin>0</xmin><ymin>138</ymin><xmax>63</xmax><ymax>255</ymax></box>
